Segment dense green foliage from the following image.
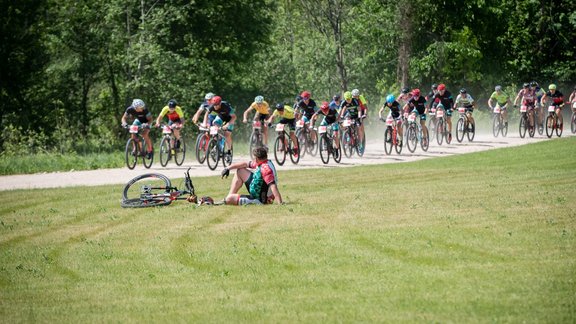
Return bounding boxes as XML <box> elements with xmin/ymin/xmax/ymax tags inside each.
<box><xmin>1</xmin><ymin>0</ymin><xmax>575</xmax><ymax>156</ymax></box>
<box><xmin>0</xmin><ymin>138</ymin><xmax>575</xmax><ymax>322</ymax></box>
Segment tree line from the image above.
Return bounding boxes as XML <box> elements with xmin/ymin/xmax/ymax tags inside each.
<box><xmin>1</xmin><ymin>0</ymin><xmax>574</xmax><ymax>155</ymax></box>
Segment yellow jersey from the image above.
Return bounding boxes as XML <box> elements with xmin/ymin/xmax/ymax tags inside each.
<box><xmin>249</xmin><ymin>101</ymin><xmax>271</xmax><ymax>115</ymax></box>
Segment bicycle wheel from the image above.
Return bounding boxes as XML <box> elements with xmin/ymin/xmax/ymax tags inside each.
<box><xmin>342</xmin><ymin>128</ymin><xmax>353</xmax><ymax>158</ymax></box>
<box><xmin>289</xmin><ymin>134</ymin><xmax>300</xmax><ymax>164</ymax></box>
<box><xmin>356</xmin><ymin>132</ymin><xmax>366</xmax><ymax>157</ymax></box>
<box><xmin>174</xmin><ymin>138</ymin><xmax>186</xmax><ymax>166</ymax></box>
<box><xmin>467</xmin><ymin>122</ymin><xmax>475</xmax><ymax>142</ymax></box>
<box><xmin>319</xmin><ymin>134</ymin><xmax>330</xmax><ymax>164</ymax></box>
<box><xmin>295</xmin><ymin>129</ymin><xmax>307</xmax><ymax>158</ymax></box>
<box><xmin>249</xmin><ymin>131</ymin><xmax>259</xmax><ymax>160</ymax></box>
<box><xmin>333</xmin><ymin>138</ymin><xmax>342</xmax><ymax>163</ymax></box>
<box><xmin>556</xmin><ymin>118</ymin><xmax>563</xmax><ymax>137</ymax></box>
<box><xmin>502</xmin><ymin>117</ymin><xmax>508</xmax><ymax>137</ymax></box>
<box><xmin>195</xmin><ymin>133</ymin><xmax>208</xmax><ymax>164</ymax></box>
<box><xmin>308</xmin><ymin>129</ymin><xmax>318</xmax><ymax>156</ymax></box>
<box><xmin>456</xmin><ymin>118</ymin><xmax>465</xmax><ymax>143</ymax></box>
<box><xmin>571</xmin><ymin>112</ymin><xmax>576</xmax><ymax>134</ymax></box>
<box><xmin>384</xmin><ymin>127</ymin><xmax>393</xmax><ymax>155</ymax></box>
<box><xmin>142</xmin><ymin>136</ymin><xmax>154</xmax><ymax>169</ymax></box>
<box><xmin>436</xmin><ymin>119</ymin><xmax>444</xmax><ymax>145</ymax></box>
<box><xmin>159</xmin><ymin>137</ymin><xmax>171</xmax><ymax>167</ymax></box>
<box><xmin>274</xmin><ymin>135</ymin><xmax>287</xmax><ymax>166</ymax></box>
<box><xmin>519</xmin><ymin>115</ymin><xmax>527</xmax><ymax>138</ymax></box>
<box><xmin>421</xmin><ymin>127</ymin><xmax>429</xmax><ymax>152</ymax></box>
<box><xmin>492</xmin><ymin>115</ymin><xmax>500</xmax><ymax>138</ymax></box>
<box><xmin>406</xmin><ymin>125</ymin><xmax>417</xmax><ymax>153</ymax></box>
<box><xmin>206</xmin><ymin>137</ymin><xmax>220</xmax><ymax>170</ymax></box>
<box><xmin>545</xmin><ymin>115</ymin><xmax>554</xmax><ymax>138</ymax></box>
<box><xmin>394</xmin><ymin>129</ymin><xmax>403</xmax><ymax>154</ymax></box>
<box><xmin>121</xmin><ymin>173</ymin><xmax>173</xmax><ymax>208</ymax></box>
<box><xmin>125</xmin><ymin>138</ymin><xmax>138</xmax><ymax>170</ymax></box>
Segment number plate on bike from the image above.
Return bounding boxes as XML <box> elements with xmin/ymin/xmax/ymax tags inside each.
<box><xmin>342</xmin><ymin>119</ymin><xmax>352</xmax><ymax>127</ymax></box>
<box><xmin>408</xmin><ymin>114</ymin><xmax>416</xmax><ymax>122</ymax></box>
<box><xmin>548</xmin><ymin>106</ymin><xmax>555</xmax><ymax>112</ymax></box>
<box><xmin>458</xmin><ymin>107</ymin><xmax>466</xmax><ymax>113</ymax></box>
<box><xmin>520</xmin><ymin>105</ymin><xmax>527</xmax><ymax>112</ymax></box>
<box><xmin>162</xmin><ymin>125</ymin><xmax>172</xmax><ymax>134</ymax></box>
<box><xmin>386</xmin><ymin>117</ymin><xmax>394</xmax><ymax>126</ymax></box>
<box><xmin>436</xmin><ymin>110</ymin><xmax>444</xmax><ymax>118</ymax></box>
<box><xmin>429</xmin><ymin>108</ymin><xmax>436</xmax><ymax>116</ymax></box>
<box><xmin>275</xmin><ymin>124</ymin><xmax>285</xmax><ymax>132</ymax></box>
<box><xmin>318</xmin><ymin>125</ymin><xmax>327</xmax><ymax>134</ymax></box>
<box><xmin>493</xmin><ymin>106</ymin><xmax>501</xmax><ymax>114</ymax></box>
<box><xmin>210</xmin><ymin>126</ymin><xmax>219</xmax><ymax>135</ymax></box>
<box><xmin>129</xmin><ymin>125</ymin><xmax>139</xmax><ymax>133</ymax></box>
<box><xmin>253</xmin><ymin>121</ymin><xmax>261</xmax><ymax>129</ymax></box>
<box><xmin>296</xmin><ymin>120</ymin><xmax>305</xmax><ymax>128</ymax></box>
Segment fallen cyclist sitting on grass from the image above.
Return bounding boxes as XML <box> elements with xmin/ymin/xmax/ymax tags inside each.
<box><xmin>221</xmin><ymin>147</ymin><xmax>283</xmax><ymax>205</ymax></box>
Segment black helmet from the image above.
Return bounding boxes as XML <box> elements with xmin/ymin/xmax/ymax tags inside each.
<box><xmin>459</xmin><ymin>88</ymin><xmax>467</xmax><ymax>94</ymax></box>
<box><xmin>530</xmin><ymin>81</ymin><xmax>539</xmax><ymax>88</ymax></box>
<box><xmin>275</xmin><ymin>103</ymin><xmax>284</xmax><ymax>110</ymax></box>
<box><xmin>168</xmin><ymin>99</ymin><xmax>177</xmax><ymax>108</ymax></box>
<box><xmin>295</xmin><ymin>95</ymin><xmax>302</xmax><ymax>102</ymax></box>
<box><xmin>431</xmin><ymin>83</ymin><xmax>438</xmax><ymax>90</ymax></box>
<box><xmin>401</xmin><ymin>87</ymin><xmax>410</xmax><ymax>94</ymax></box>
<box><xmin>333</xmin><ymin>94</ymin><xmax>341</xmax><ymax>101</ymax></box>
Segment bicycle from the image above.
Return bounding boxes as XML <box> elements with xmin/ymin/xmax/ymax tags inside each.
<box><xmin>295</xmin><ymin>120</ymin><xmax>318</xmax><ymax>157</ymax></box>
<box><xmin>405</xmin><ymin>113</ymin><xmax>429</xmax><ymax>153</ymax></box>
<box><xmin>571</xmin><ymin>103</ymin><xmax>576</xmax><ymax>134</ymax></box>
<box><xmin>273</xmin><ymin>123</ymin><xmax>300</xmax><ymax>166</ymax></box>
<box><xmin>427</xmin><ymin>106</ymin><xmax>438</xmax><ymax>136</ymax></box>
<box><xmin>206</xmin><ymin>125</ymin><xmax>233</xmax><ymax>170</ymax></box>
<box><xmin>121</xmin><ymin>168</ymin><xmax>198</xmax><ymax>208</ymax></box>
<box><xmin>158</xmin><ymin>124</ymin><xmax>186</xmax><ymax>167</ymax></box>
<box><xmin>491</xmin><ymin>104</ymin><xmax>508</xmax><ymax>138</ymax></box>
<box><xmin>249</xmin><ymin>120</ymin><xmax>265</xmax><ymax>159</ymax></box>
<box><xmin>545</xmin><ymin>105</ymin><xmax>563</xmax><ymax>138</ymax></box>
<box><xmin>455</xmin><ymin>107</ymin><xmax>475</xmax><ymax>143</ymax></box>
<box><xmin>124</xmin><ymin>123</ymin><xmax>154</xmax><ymax>169</ymax></box>
<box><xmin>318</xmin><ymin>124</ymin><xmax>342</xmax><ymax>164</ymax></box>
<box><xmin>434</xmin><ymin>106</ymin><xmax>451</xmax><ymax>145</ymax></box>
<box><xmin>518</xmin><ymin>105</ymin><xmax>535</xmax><ymax>138</ymax></box>
<box><xmin>535</xmin><ymin>103</ymin><xmax>545</xmax><ymax>135</ymax></box>
<box><xmin>340</xmin><ymin>117</ymin><xmax>366</xmax><ymax>158</ymax></box>
<box><xmin>382</xmin><ymin>116</ymin><xmax>402</xmax><ymax>155</ymax></box>
<box><xmin>194</xmin><ymin>124</ymin><xmax>210</xmax><ymax>164</ymax></box>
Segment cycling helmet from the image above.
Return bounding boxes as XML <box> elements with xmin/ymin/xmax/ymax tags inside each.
<box><xmin>300</xmin><ymin>91</ymin><xmax>311</xmax><ymax>99</ymax></box>
<box><xmin>320</xmin><ymin>101</ymin><xmax>330</xmax><ymax>113</ymax></box>
<box><xmin>204</xmin><ymin>92</ymin><xmax>215</xmax><ymax>100</ymax></box>
<box><xmin>351</xmin><ymin>89</ymin><xmax>360</xmax><ymax>96</ymax></box>
<box><xmin>459</xmin><ymin>88</ymin><xmax>467</xmax><ymax>94</ymax></box>
<box><xmin>495</xmin><ymin>85</ymin><xmax>502</xmax><ymax>91</ymax></box>
<box><xmin>295</xmin><ymin>95</ymin><xmax>302</xmax><ymax>102</ymax></box>
<box><xmin>333</xmin><ymin>94</ymin><xmax>341</xmax><ymax>101</ymax></box>
<box><xmin>412</xmin><ymin>89</ymin><xmax>420</xmax><ymax>97</ymax></box>
<box><xmin>168</xmin><ymin>99</ymin><xmax>177</xmax><ymax>108</ymax></box>
<box><xmin>431</xmin><ymin>83</ymin><xmax>438</xmax><ymax>90</ymax></box>
<box><xmin>255</xmin><ymin>95</ymin><xmax>264</xmax><ymax>103</ymax></box>
<box><xmin>386</xmin><ymin>94</ymin><xmax>395</xmax><ymax>103</ymax></box>
<box><xmin>548</xmin><ymin>84</ymin><xmax>557</xmax><ymax>90</ymax></box>
<box><xmin>437</xmin><ymin>84</ymin><xmax>446</xmax><ymax>91</ymax></box>
<box><xmin>523</xmin><ymin>82</ymin><xmax>529</xmax><ymax>88</ymax></box>
<box><xmin>275</xmin><ymin>103</ymin><xmax>284</xmax><ymax>111</ymax></box>
<box><xmin>401</xmin><ymin>87</ymin><xmax>410</xmax><ymax>94</ymax></box>
<box><xmin>132</xmin><ymin>99</ymin><xmax>145</xmax><ymax>108</ymax></box>
<box><xmin>211</xmin><ymin>96</ymin><xmax>222</xmax><ymax>105</ymax></box>
<box><xmin>531</xmin><ymin>81</ymin><xmax>539</xmax><ymax>88</ymax></box>
<box><xmin>343</xmin><ymin>91</ymin><xmax>353</xmax><ymax>100</ymax></box>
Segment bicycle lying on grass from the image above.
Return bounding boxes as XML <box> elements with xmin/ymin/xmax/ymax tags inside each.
<box><xmin>120</xmin><ymin>168</ymin><xmax>224</xmax><ymax>208</ymax></box>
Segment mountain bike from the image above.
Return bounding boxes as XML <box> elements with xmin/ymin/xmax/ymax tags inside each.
<box><xmin>545</xmin><ymin>105</ymin><xmax>563</xmax><ymax>138</ymax></box>
<box><xmin>428</xmin><ymin>106</ymin><xmax>437</xmax><ymax>136</ymax></box>
<box><xmin>535</xmin><ymin>104</ymin><xmax>545</xmax><ymax>135</ymax></box>
<box><xmin>455</xmin><ymin>107</ymin><xmax>475</xmax><ymax>143</ymax></box>
<box><xmin>295</xmin><ymin>120</ymin><xmax>318</xmax><ymax>157</ymax></box>
<box><xmin>249</xmin><ymin>120</ymin><xmax>265</xmax><ymax>159</ymax></box>
<box><xmin>492</xmin><ymin>105</ymin><xmax>508</xmax><ymax>137</ymax></box>
<box><xmin>273</xmin><ymin>123</ymin><xmax>300</xmax><ymax>166</ymax></box>
<box><xmin>121</xmin><ymin>168</ymin><xmax>197</xmax><ymax>208</ymax></box>
<box><xmin>158</xmin><ymin>124</ymin><xmax>186</xmax><ymax>167</ymax></box>
<box><xmin>124</xmin><ymin>123</ymin><xmax>153</xmax><ymax>169</ymax></box>
<box><xmin>405</xmin><ymin>113</ymin><xmax>429</xmax><ymax>153</ymax></box>
<box><xmin>318</xmin><ymin>124</ymin><xmax>341</xmax><ymax>164</ymax></box>
<box><xmin>341</xmin><ymin>117</ymin><xmax>366</xmax><ymax>158</ymax></box>
<box><xmin>518</xmin><ymin>105</ymin><xmax>535</xmax><ymax>138</ymax></box>
<box><xmin>194</xmin><ymin>124</ymin><xmax>210</xmax><ymax>164</ymax></box>
<box><xmin>571</xmin><ymin>103</ymin><xmax>576</xmax><ymax>134</ymax></box>
<box><xmin>382</xmin><ymin>116</ymin><xmax>402</xmax><ymax>155</ymax></box>
<box><xmin>434</xmin><ymin>106</ymin><xmax>451</xmax><ymax>145</ymax></box>
<box><xmin>206</xmin><ymin>125</ymin><xmax>233</xmax><ymax>170</ymax></box>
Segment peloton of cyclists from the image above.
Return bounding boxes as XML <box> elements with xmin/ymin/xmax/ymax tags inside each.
<box><xmin>121</xmin><ymin>98</ymin><xmax>154</xmax><ymax>159</ymax></box>
<box><xmin>155</xmin><ymin>99</ymin><xmax>185</xmax><ymax>151</ymax></box>
<box><xmin>243</xmin><ymin>95</ymin><xmax>271</xmax><ymax>147</ymax></box>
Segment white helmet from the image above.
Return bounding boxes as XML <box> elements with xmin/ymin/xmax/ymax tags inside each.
<box><xmin>204</xmin><ymin>92</ymin><xmax>215</xmax><ymax>100</ymax></box>
<box><xmin>132</xmin><ymin>99</ymin><xmax>145</xmax><ymax>108</ymax></box>
<box><xmin>255</xmin><ymin>95</ymin><xmax>264</xmax><ymax>103</ymax></box>
<box><xmin>351</xmin><ymin>89</ymin><xmax>360</xmax><ymax>96</ymax></box>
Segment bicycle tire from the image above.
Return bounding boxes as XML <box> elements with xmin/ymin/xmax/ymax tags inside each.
<box><xmin>502</xmin><ymin>118</ymin><xmax>508</xmax><ymax>137</ymax></box>
<box><xmin>421</xmin><ymin>127</ymin><xmax>429</xmax><ymax>152</ymax></box>
<box><xmin>206</xmin><ymin>137</ymin><xmax>220</xmax><ymax>170</ymax></box>
<box><xmin>571</xmin><ymin>112</ymin><xmax>576</xmax><ymax>134</ymax></box>
<box><xmin>222</xmin><ymin>145</ymin><xmax>233</xmax><ymax>168</ymax></box>
<box><xmin>125</xmin><ymin>138</ymin><xmax>138</xmax><ymax>170</ymax></box>
<box><xmin>467</xmin><ymin>122</ymin><xmax>475</xmax><ymax>142</ymax></box>
<box><xmin>289</xmin><ymin>134</ymin><xmax>300</xmax><ymax>164</ymax></box>
<box><xmin>406</xmin><ymin>125</ymin><xmax>417</xmax><ymax>153</ymax></box>
<box><xmin>121</xmin><ymin>173</ymin><xmax>172</xmax><ymax>208</ymax></box>
<box><xmin>195</xmin><ymin>133</ymin><xmax>208</xmax><ymax>164</ymax></box>
<box><xmin>295</xmin><ymin>129</ymin><xmax>307</xmax><ymax>158</ymax></box>
<box><xmin>394</xmin><ymin>129</ymin><xmax>403</xmax><ymax>154</ymax></box>
<box><xmin>274</xmin><ymin>135</ymin><xmax>286</xmax><ymax>166</ymax></box>
<box><xmin>333</xmin><ymin>137</ymin><xmax>342</xmax><ymax>163</ymax></box>
<box><xmin>249</xmin><ymin>131</ymin><xmax>259</xmax><ymax>160</ymax></box>
<box><xmin>356</xmin><ymin>132</ymin><xmax>366</xmax><ymax>157</ymax></box>
<box><xmin>545</xmin><ymin>115</ymin><xmax>554</xmax><ymax>138</ymax></box>
<box><xmin>308</xmin><ymin>129</ymin><xmax>318</xmax><ymax>157</ymax></box>
<box><xmin>436</xmin><ymin>119</ymin><xmax>444</xmax><ymax>145</ymax></box>
<box><xmin>159</xmin><ymin>137</ymin><xmax>171</xmax><ymax>167</ymax></box>
<box><xmin>556</xmin><ymin>119</ymin><xmax>563</xmax><ymax>137</ymax></box>
<box><xmin>142</xmin><ymin>136</ymin><xmax>154</xmax><ymax>169</ymax></box>
<box><xmin>319</xmin><ymin>134</ymin><xmax>330</xmax><ymax>164</ymax></box>
<box><xmin>174</xmin><ymin>138</ymin><xmax>186</xmax><ymax>166</ymax></box>
<box><xmin>456</xmin><ymin>118</ymin><xmax>465</xmax><ymax>143</ymax></box>
<box><xmin>342</xmin><ymin>128</ymin><xmax>353</xmax><ymax>158</ymax></box>
<box><xmin>384</xmin><ymin>127</ymin><xmax>393</xmax><ymax>155</ymax></box>
<box><xmin>492</xmin><ymin>115</ymin><xmax>500</xmax><ymax>138</ymax></box>
<box><xmin>519</xmin><ymin>115</ymin><xmax>527</xmax><ymax>138</ymax></box>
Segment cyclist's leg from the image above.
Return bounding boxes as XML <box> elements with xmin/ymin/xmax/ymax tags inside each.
<box><xmin>502</xmin><ymin>104</ymin><xmax>508</xmax><ymax>124</ymax></box>
<box><xmin>556</xmin><ymin>107</ymin><xmax>563</xmax><ymax>126</ymax></box>
<box><xmin>288</xmin><ymin>119</ymin><xmax>298</xmax><ymax>150</ymax></box>
<box><xmin>420</xmin><ymin>113</ymin><xmax>428</xmax><ymax>138</ymax></box>
<box><xmin>358</xmin><ymin>119</ymin><xmax>365</xmax><ymax>143</ymax></box>
<box><xmin>259</xmin><ymin>113</ymin><xmax>269</xmax><ymax>145</ymax></box>
<box><xmin>225</xmin><ymin>169</ymin><xmax>254</xmax><ymax>204</ymax></box>
<box><xmin>332</xmin><ymin>121</ymin><xmax>340</xmax><ymax>148</ymax></box>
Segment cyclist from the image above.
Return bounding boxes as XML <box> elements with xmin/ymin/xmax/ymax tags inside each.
<box><xmin>433</xmin><ymin>84</ymin><xmax>455</xmax><ymax>141</ymax></box>
<box><xmin>570</xmin><ymin>86</ymin><xmax>576</xmax><ymax>120</ymax></box>
<box><xmin>265</xmin><ymin>103</ymin><xmax>299</xmax><ymax>158</ymax></box>
<box><xmin>311</xmin><ymin>101</ymin><xmax>341</xmax><ymax>149</ymax></box>
<box><xmin>397</xmin><ymin>87</ymin><xmax>411</xmax><ymax>114</ymax></box>
<box><xmin>243</xmin><ymin>95</ymin><xmax>271</xmax><ymax>147</ymax></box>
<box><xmin>296</xmin><ymin>91</ymin><xmax>318</xmax><ymax>143</ymax></box>
<box><xmin>514</xmin><ymin>82</ymin><xmax>537</xmax><ymax>130</ymax></box>
<box><xmin>329</xmin><ymin>94</ymin><xmax>341</xmax><ymax>110</ymax></box>
<box><xmin>339</xmin><ymin>91</ymin><xmax>366</xmax><ymax>151</ymax></box>
<box><xmin>202</xmin><ymin>95</ymin><xmax>236</xmax><ymax>159</ymax></box>
<box><xmin>540</xmin><ymin>84</ymin><xmax>565</xmax><ymax>127</ymax></box>
<box><xmin>192</xmin><ymin>92</ymin><xmax>214</xmax><ymax>125</ymax></box>
<box><xmin>155</xmin><ymin>99</ymin><xmax>184</xmax><ymax>151</ymax></box>
<box><xmin>121</xmin><ymin>98</ymin><xmax>154</xmax><ymax>159</ymax></box>
<box><xmin>351</xmin><ymin>89</ymin><xmax>368</xmax><ymax>116</ymax></box>
<box><xmin>427</xmin><ymin>84</ymin><xmax>439</xmax><ymax>109</ymax></box>
<box><xmin>454</xmin><ymin>88</ymin><xmax>477</xmax><ymax>131</ymax></box>
<box><xmin>532</xmin><ymin>81</ymin><xmax>546</xmax><ymax>132</ymax></box>
<box><xmin>379</xmin><ymin>94</ymin><xmax>403</xmax><ymax>143</ymax></box>
<box><xmin>488</xmin><ymin>85</ymin><xmax>511</xmax><ymax>126</ymax></box>
<box><xmin>221</xmin><ymin>146</ymin><xmax>282</xmax><ymax>205</ymax></box>
<box><xmin>404</xmin><ymin>89</ymin><xmax>428</xmax><ymax>140</ymax></box>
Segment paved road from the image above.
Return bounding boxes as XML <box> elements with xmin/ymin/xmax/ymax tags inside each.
<box><xmin>0</xmin><ymin>132</ymin><xmax>567</xmax><ymax>191</ymax></box>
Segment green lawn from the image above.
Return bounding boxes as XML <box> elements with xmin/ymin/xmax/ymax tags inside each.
<box><xmin>1</xmin><ymin>137</ymin><xmax>575</xmax><ymax>322</ymax></box>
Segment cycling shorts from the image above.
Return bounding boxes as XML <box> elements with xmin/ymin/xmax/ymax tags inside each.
<box><xmin>411</xmin><ymin>109</ymin><xmax>427</xmax><ymax>121</ymax></box>
<box><xmin>279</xmin><ymin>118</ymin><xmax>296</xmax><ymax>131</ymax></box>
<box><xmin>168</xmin><ymin>119</ymin><xmax>183</xmax><ymax>126</ymax></box>
<box><xmin>256</xmin><ymin>113</ymin><xmax>269</xmax><ymax>122</ymax></box>
<box><xmin>210</xmin><ymin>115</ymin><xmax>234</xmax><ymax>131</ymax></box>
<box><xmin>320</xmin><ymin>118</ymin><xmax>339</xmax><ymax>131</ymax></box>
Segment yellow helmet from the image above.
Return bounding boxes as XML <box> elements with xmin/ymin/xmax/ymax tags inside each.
<box><xmin>549</xmin><ymin>84</ymin><xmax>557</xmax><ymax>90</ymax></box>
<box><xmin>343</xmin><ymin>91</ymin><xmax>353</xmax><ymax>100</ymax></box>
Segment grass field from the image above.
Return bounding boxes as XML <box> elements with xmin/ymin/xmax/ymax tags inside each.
<box><xmin>0</xmin><ymin>137</ymin><xmax>575</xmax><ymax>322</ymax></box>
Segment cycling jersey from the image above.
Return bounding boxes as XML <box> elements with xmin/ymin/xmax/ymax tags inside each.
<box><xmin>125</xmin><ymin>106</ymin><xmax>152</xmax><ymax>124</ymax></box>
<box><xmin>517</xmin><ymin>88</ymin><xmax>536</xmax><ymax>105</ymax></box>
<box><xmin>385</xmin><ymin>101</ymin><xmax>402</xmax><ymax>119</ymax></box>
<box><xmin>317</xmin><ymin>107</ymin><xmax>339</xmax><ymax>125</ymax></box>
<box><xmin>158</xmin><ymin>106</ymin><xmax>184</xmax><ymax>122</ymax></box>
<box><xmin>426</xmin><ymin>90</ymin><xmax>438</xmax><ymax>109</ymax></box>
<box><xmin>455</xmin><ymin>93</ymin><xmax>475</xmax><ymax>108</ymax></box>
<box><xmin>355</xmin><ymin>95</ymin><xmax>368</xmax><ymax>111</ymax></box>
<box><xmin>249</xmin><ymin>101</ymin><xmax>270</xmax><ymax>115</ymax></box>
<box><xmin>535</xmin><ymin>87</ymin><xmax>545</xmax><ymax>100</ymax></box>
<box><xmin>339</xmin><ymin>98</ymin><xmax>361</xmax><ymax>118</ymax></box>
<box><xmin>407</xmin><ymin>96</ymin><xmax>427</xmax><ymax>115</ymax></box>
<box><xmin>272</xmin><ymin>105</ymin><xmax>295</xmax><ymax>120</ymax></box>
<box><xmin>297</xmin><ymin>99</ymin><xmax>318</xmax><ymax>118</ymax></box>
<box><xmin>434</xmin><ymin>90</ymin><xmax>454</xmax><ymax>112</ymax></box>
<box><xmin>490</xmin><ymin>91</ymin><xmax>509</xmax><ymax>106</ymax></box>
<box><xmin>329</xmin><ymin>100</ymin><xmax>341</xmax><ymax>111</ymax></box>
<box><xmin>545</xmin><ymin>90</ymin><xmax>564</xmax><ymax>106</ymax></box>
<box><xmin>246</xmin><ymin>159</ymin><xmax>278</xmax><ymax>204</ymax></box>
<box><xmin>208</xmin><ymin>101</ymin><xmax>235</xmax><ymax>122</ymax></box>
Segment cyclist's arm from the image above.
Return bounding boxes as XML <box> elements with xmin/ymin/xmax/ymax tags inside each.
<box><xmin>226</xmin><ymin>114</ymin><xmax>237</xmax><ymax>128</ymax></box>
<box><xmin>269</xmin><ymin>183</ymin><xmax>283</xmax><ymax>204</ymax></box>
<box><xmin>488</xmin><ymin>97</ymin><xmax>494</xmax><ymax>109</ymax></box>
<box><xmin>514</xmin><ymin>91</ymin><xmax>521</xmax><ymax>106</ymax></box>
<box><xmin>121</xmin><ymin>112</ymin><xmax>129</xmax><ymax>126</ymax></box>
<box><xmin>540</xmin><ymin>93</ymin><xmax>547</xmax><ymax>106</ymax></box>
<box><xmin>243</xmin><ymin>106</ymin><xmax>253</xmax><ymax>123</ymax></box>
<box><xmin>569</xmin><ymin>91</ymin><xmax>576</xmax><ymax>103</ymax></box>
<box><xmin>378</xmin><ymin>106</ymin><xmax>385</xmax><ymax>119</ymax></box>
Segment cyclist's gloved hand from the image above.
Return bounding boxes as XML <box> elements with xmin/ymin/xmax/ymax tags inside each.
<box><xmin>122</xmin><ymin>122</ymin><xmax>128</xmax><ymax>128</ymax></box>
<box><xmin>379</xmin><ymin>117</ymin><xmax>384</xmax><ymax>122</ymax></box>
<box><xmin>221</xmin><ymin>168</ymin><xmax>230</xmax><ymax>179</ymax></box>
